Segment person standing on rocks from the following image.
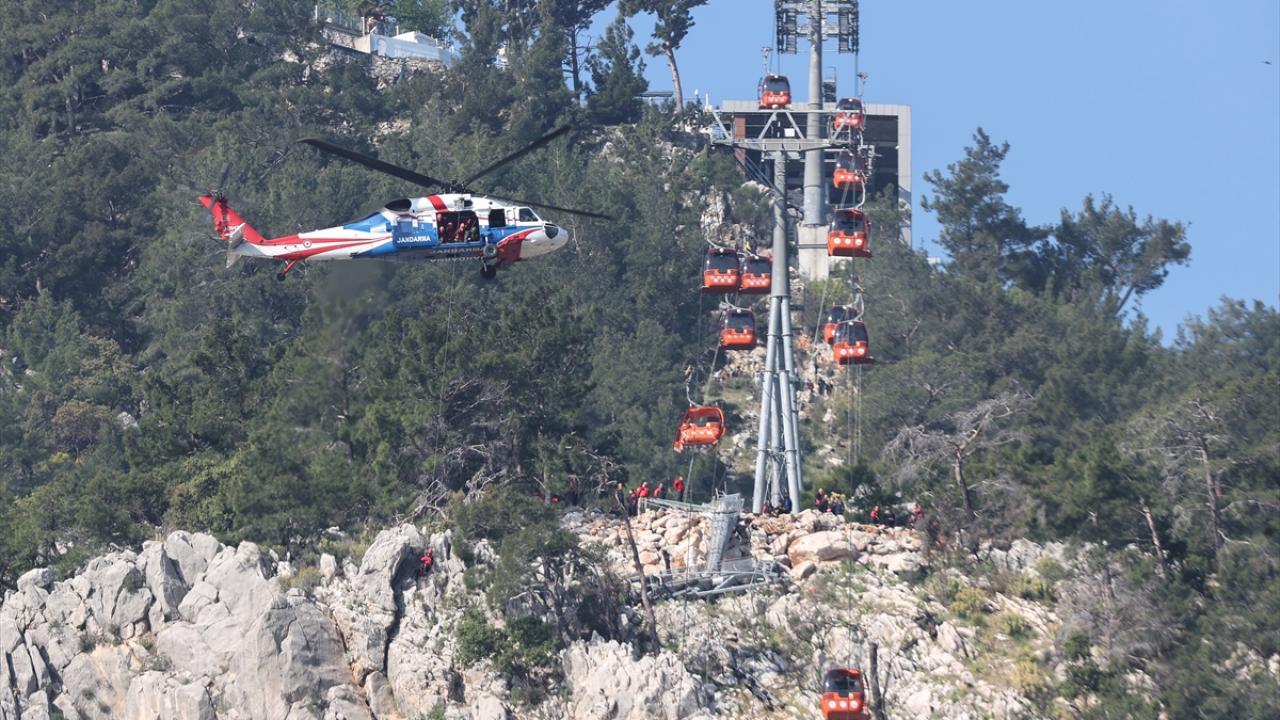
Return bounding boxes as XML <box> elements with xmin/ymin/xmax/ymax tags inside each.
<box><xmin>418</xmin><ymin>548</ymin><xmax>434</xmax><ymax>578</ymax></box>
<box><xmin>673</xmin><ymin>475</ymin><xmax>686</xmax><ymax>502</ymax></box>
<box><xmin>816</xmin><ymin>488</ymin><xmax>829</xmax><ymax>513</ymax></box>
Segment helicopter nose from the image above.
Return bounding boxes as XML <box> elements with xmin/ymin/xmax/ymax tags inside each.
<box><xmin>520</xmin><ymin>223</ymin><xmax>569</xmax><ymax>259</ymax></box>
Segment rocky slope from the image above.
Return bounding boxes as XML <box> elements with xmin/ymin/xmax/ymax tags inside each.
<box><xmin>2</xmin><ymin>510</ymin><xmax>1108</xmax><ymax>720</ymax></box>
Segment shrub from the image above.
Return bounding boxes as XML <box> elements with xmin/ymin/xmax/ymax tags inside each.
<box><xmin>948</xmin><ymin>586</ymin><xmax>988</xmax><ymax>620</ymax></box>
<box><xmin>1010</xmin><ymin>657</ymin><xmax>1047</xmax><ymax>694</ymax></box>
<box><xmin>123</xmin><ymin>569</ymin><xmax>144</xmax><ymax>594</ymax></box>
<box><xmin>1007</xmin><ymin>574</ymin><xmax>1055</xmax><ymax>602</ymax></box>
<box><xmin>993</xmin><ymin>611</ymin><xmax>1030</xmax><ymax>638</ymax></box>
<box><xmin>280</xmin><ymin>566</ymin><xmax>323</xmax><ymax>595</ymax></box>
<box><xmin>1063</xmin><ymin>630</ymin><xmax>1092</xmax><ymax>661</ymax></box>
<box><xmin>456</xmin><ymin>608</ymin><xmax>502</xmax><ymax>666</ymax></box>
<box><xmin>1034</xmin><ymin>556</ymin><xmax>1068</xmax><ymax>583</ymax></box>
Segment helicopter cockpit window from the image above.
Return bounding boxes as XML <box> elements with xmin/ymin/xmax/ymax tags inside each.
<box><xmin>517</xmin><ymin>208</ymin><xmax>539</xmax><ymax>222</ymax></box>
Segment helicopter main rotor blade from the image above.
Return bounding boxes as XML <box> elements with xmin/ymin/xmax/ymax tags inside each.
<box><xmin>459</xmin><ymin>124</ymin><xmax>573</xmax><ymax>188</ymax></box>
<box><xmin>299</xmin><ymin>138</ymin><xmax>451</xmax><ymax>191</ymax></box>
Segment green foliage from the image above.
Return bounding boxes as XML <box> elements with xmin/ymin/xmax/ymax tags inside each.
<box><xmin>586</xmin><ymin>15</ymin><xmax>648</xmax><ymax>125</ymax></box>
<box><xmin>992</xmin><ymin>611</ymin><xmax>1030</xmax><ymax>638</ymax></box>
<box><xmin>280</xmin><ymin>566</ymin><xmax>324</xmax><ymax>596</ymax></box>
<box><xmin>1006</xmin><ymin>574</ymin><xmax>1055</xmax><ymax>603</ymax></box>
<box><xmin>456</xmin><ymin>607</ymin><xmax>557</xmax><ymax>678</ymax></box>
<box><xmin>948</xmin><ymin>586</ymin><xmax>989</xmax><ymax>621</ymax></box>
<box><xmin>456</xmin><ymin>607</ymin><xmax>503</xmax><ymax>666</ymax></box>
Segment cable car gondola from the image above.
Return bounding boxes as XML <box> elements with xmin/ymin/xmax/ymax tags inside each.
<box><xmin>833</xmin><ymin>150</ymin><xmax>867</xmax><ymax>190</ymax></box>
<box><xmin>758</xmin><ymin>74</ymin><xmax>792</xmax><ymax>109</ymax></box>
<box><xmin>821</xmin><ymin>668</ymin><xmax>870</xmax><ymax>720</ymax></box>
<box><xmin>702</xmin><ymin>247</ymin><xmax>741</xmax><ymax>293</ymax></box>
<box><xmin>720</xmin><ymin>309</ymin><xmax>757</xmax><ymax>350</ymax></box>
<box><xmin>738</xmin><ymin>254</ymin><xmax>772</xmax><ymax>294</ymax></box>
<box><xmin>832</xmin><ymin>320</ymin><xmax>874</xmax><ymax>366</ymax></box>
<box><xmin>831</xmin><ymin>97</ymin><xmax>865</xmax><ymax>133</ymax></box>
<box><xmin>827</xmin><ymin>208</ymin><xmax>871</xmax><ymax>258</ymax></box>
<box><xmin>673</xmin><ymin>405</ymin><xmax>727</xmax><ymax>452</ymax></box>
<box><xmin>823</xmin><ymin>305</ymin><xmax>855</xmax><ymax>344</ymax></box>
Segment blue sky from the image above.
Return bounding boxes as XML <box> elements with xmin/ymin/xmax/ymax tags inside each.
<box><xmin>605</xmin><ymin>0</ymin><xmax>1280</xmax><ymax>336</ymax></box>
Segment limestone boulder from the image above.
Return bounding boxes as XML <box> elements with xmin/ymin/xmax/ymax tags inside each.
<box><xmin>789</xmin><ymin>560</ymin><xmax>817</xmax><ymax>581</ymax></box>
<box><xmin>162</xmin><ymin>532</ymin><xmax>222</xmax><ymax>586</ymax></box>
<box><xmin>362</xmin><ymin>671</ymin><xmax>400</xmax><ymax>720</ymax></box>
<box><xmin>561</xmin><ymin>639</ymin><xmax>706</xmax><ymax>720</ymax></box>
<box><xmin>199</xmin><ymin>542</ymin><xmax>275</xmax><ymax>619</ymax></box>
<box><xmin>59</xmin><ymin>647</ymin><xmax>134</xmax><ymax>719</ymax></box>
<box><xmin>16</xmin><ymin>568</ymin><xmax>52</xmax><ymax>594</ymax></box>
<box><xmin>80</xmin><ymin>555</ymin><xmax>152</xmax><ymax>638</ymax></box>
<box><xmin>787</xmin><ymin>531</ymin><xmax>858</xmax><ymax>565</ymax></box>
<box><xmin>327</xmin><ymin>524</ymin><xmax>425</xmax><ymax>684</ymax></box>
<box><xmin>138</xmin><ymin>542</ymin><xmax>189</xmax><ymax>629</ymax></box>
<box><xmin>224</xmin><ymin>595</ymin><xmax>350</xmax><ymax>720</ymax></box>
<box><xmin>124</xmin><ymin>671</ymin><xmax>215</xmax><ymax>720</ymax></box>
<box><xmin>323</xmin><ymin>684</ymin><xmax>375</xmax><ymax>720</ymax></box>
<box><xmin>319</xmin><ymin>554</ymin><xmax>339</xmax><ymax>584</ymax></box>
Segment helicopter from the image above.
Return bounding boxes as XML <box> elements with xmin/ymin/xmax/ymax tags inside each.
<box><xmin>198</xmin><ymin>125</ymin><xmax>611</xmax><ymax>280</ymax></box>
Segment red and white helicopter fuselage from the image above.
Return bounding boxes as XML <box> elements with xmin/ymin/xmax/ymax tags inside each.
<box><xmin>200</xmin><ymin>192</ymin><xmax>568</xmax><ymax>279</ymax></box>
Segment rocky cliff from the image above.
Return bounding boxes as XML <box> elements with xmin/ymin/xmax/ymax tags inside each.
<box><xmin>2</xmin><ymin>510</ymin><xmax>1128</xmax><ymax>720</ymax></box>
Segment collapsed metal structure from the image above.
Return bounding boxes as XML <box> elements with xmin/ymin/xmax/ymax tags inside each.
<box><xmin>630</xmin><ymin>494</ymin><xmax>789</xmax><ymax>600</ymax></box>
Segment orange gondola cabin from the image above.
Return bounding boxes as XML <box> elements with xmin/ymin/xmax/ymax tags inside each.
<box><xmin>759</xmin><ymin>74</ymin><xmax>791</xmax><ymax>109</ymax></box>
<box><xmin>832</xmin><ymin>150</ymin><xmax>867</xmax><ymax>190</ymax></box>
<box><xmin>832</xmin><ymin>320</ymin><xmax>874</xmax><ymax>366</ymax></box>
<box><xmin>831</xmin><ymin>97</ymin><xmax>865</xmax><ymax>133</ymax></box>
<box><xmin>720</xmin><ymin>309</ymin><xmax>757</xmax><ymax>350</ymax></box>
<box><xmin>738</xmin><ymin>254</ymin><xmax>772</xmax><ymax>294</ymax></box>
<box><xmin>673</xmin><ymin>405</ymin><xmax>727</xmax><ymax>452</ymax></box>
<box><xmin>821</xmin><ymin>668</ymin><xmax>870</xmax><ymax>720</ymax></box>
<box><xmin>823</xmin><ymin>305</ymin><xmax>855</xmax><ymax>344</ymax></box>
<box><xmin>702</xmin><ymin>247</ymin><xmax>740</xmax><ymax>293</ymax></box>
<box><xmin>828</xmin><ymin>208</ymin><xmax>871</xmax><ymax>258</ymax></box>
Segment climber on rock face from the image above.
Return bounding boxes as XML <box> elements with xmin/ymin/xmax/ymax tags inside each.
<box><xmin>419</xmin><ymin>548</ymin><xmax>434</xmax><ymax>577</ymax></box>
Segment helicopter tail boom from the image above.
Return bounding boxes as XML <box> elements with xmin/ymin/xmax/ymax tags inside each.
<box><xmin>199</xmin><ymin>195</ymin><xmax>268</xmax><ymax>246</ymax></box>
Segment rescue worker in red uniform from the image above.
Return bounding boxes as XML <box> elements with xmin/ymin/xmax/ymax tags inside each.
<box><xmin>673</xmin><ymin>475</ymin><xmax>686</xmax><ymax>502</ymax></box>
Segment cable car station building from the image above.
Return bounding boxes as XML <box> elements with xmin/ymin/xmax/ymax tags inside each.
<box><xmin>710</xmin><ymin>100</ymin><xmax>912</xmax><ymax>280</ymax></box>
